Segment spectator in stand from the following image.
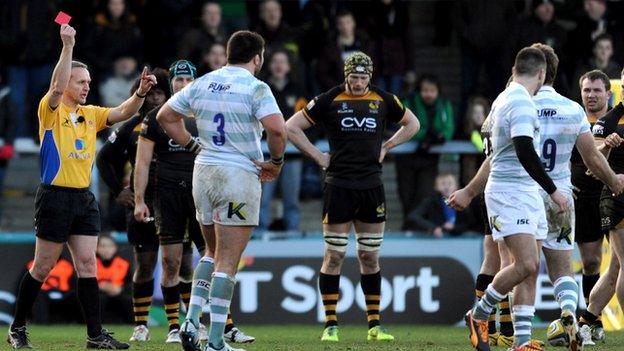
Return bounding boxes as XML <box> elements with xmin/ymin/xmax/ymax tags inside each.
<box><xmin>404</xmin><ymin>173</ymin><xmax>480</xmax><ymax>237</ymax></box>
<box><xmin>461</xmin><ymin>96</ymin><xmax>490</xmax><ymax>185</ymax></box>
<box><xmin>28</xmin><ymin>258</ymin><xmax>78</xmax><ymax>324</ymax></box>
<box><xmin>96</xmin><ymin>235</ymin><xmax>133</xmax><ymax>323</ymax></box>
<box><xmin>254</xmin><ymin>0</ymin><xmax>299</xmax><ymax>57</ymax></box>
<box><xmin>142</xmin><ymin>0</ymin><xmax>194</xmax><ymax>68</ymax></box>
<box><xmin>316</xmin><ymin>9</ymin><xmax>374</xmax><ymax>92</ymax></box>
<box><xmin>197</xmin><ymin>42</ymin><xmax>227</xmax><ymax>76</ymax></box>
<box><xmin>368</xmin><ymin>0</ymin><xmax>411</xmax><ymax>95</ymax></box>
<box><xmin>452</xmin><ymin>0</ymin><xmax>517</xmax><ymax>132</ymax></box>
<box><xmin>83</xmin><ymin>0</ymin><xmax>143</xmax><ymax>104</ymax></box>
<box><xmin>178</xmin><ymin>1</ymin><xmax>227</xmax><ymax>67</ymax></box>
<box><xmin>259</xmin><ymin>50</ymin><xmax>307</xmax><ymax>234</ymax></box>
<box><xmin>566</xmin><ymin>0</ymin><xmax>622</xmax><ymax>77</ymax></box>
<box><xmin>572</xmin><ymin>34</ymin><xmax>621</xmax><ymax>99</ymax></box>
<box><xmin>396</xmin><ymin>74</ymin><xmax>454</xmax><ymax>229</ymax></box>
<box><xmin>0</xmin><ymin>0</ymin><xmax>59</xmax><ymax>138</ymax></box>
<box><xmin>99</xmin><ymin>56</ymin><xmax>139</xmax><ymax>108</ymax></box>
<box><xmin>513</xmin><ymin>0</ymin><xmax>569</xmax><ymax>96</ymax></box>
<box><xmin>0</xmin><ymin>72</ymin><xmax>15</xmax><ymax>227</ymax></box>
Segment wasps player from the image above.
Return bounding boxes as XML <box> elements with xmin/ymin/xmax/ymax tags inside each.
<box><xmin>285</xmin><ymin>52</ymin><xmax>419</xmax><ymax>342</ymax></box>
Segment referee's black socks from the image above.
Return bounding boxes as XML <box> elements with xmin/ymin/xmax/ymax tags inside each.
<box><xmin>77</xmin><ymin>277</ymin><xmax>103</xmax><ymax>338</ymax></box>
<box><xmin>11</xmin><ymin>271</ymin><xmax>43</xmax><ymax>330</ymax></box>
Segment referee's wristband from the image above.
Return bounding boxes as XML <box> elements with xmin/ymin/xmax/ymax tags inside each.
<box><xmin>135</xmin><ymin>91</ymin><xmax>147</xmax><ymax>98</ymax></box>
<box><xmin>270</xmin><ymin>156</ymin><xmax>284</xmax><ymax>166</ymax></box>
<box><xmin>184</xmin><ymin>138</ymin><xmax>202</xmax><ymax>155</ymax></box>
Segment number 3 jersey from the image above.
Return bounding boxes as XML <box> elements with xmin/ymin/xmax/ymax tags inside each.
<box><xmin>167</xmin><ymin>66</ymin><xmax>281</xmax><ymax>174</ymax></box>
<box><xmin>533</xmin><ymin>85</ymin><xmax>590</xmax><ymax>192</ymax></box>
<box><xmin>486</xmin><ymin>82</ymin><xmax>541</xmax><ymax>193</ymax></box>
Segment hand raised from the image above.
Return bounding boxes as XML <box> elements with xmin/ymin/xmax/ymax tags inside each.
<box><xmin>60</xmin><ymin>24</ymin><xmax>76</xmax><ymax>48</ymax></box>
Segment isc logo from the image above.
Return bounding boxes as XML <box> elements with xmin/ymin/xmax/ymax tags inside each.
<box><xmin>341</xmin><ymin>117</ymin><xmax>377</xmax><ymax>129</ymax></box>
<box><xmin>517</xmin><ymin>219</ymin><xmax>530</xmax><ymax>225</ymax></box>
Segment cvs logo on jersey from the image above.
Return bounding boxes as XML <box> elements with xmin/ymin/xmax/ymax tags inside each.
<box><xmin>340</xmin><ymin>117</ymin><xmax>377</xmax><ymax>129</ymax></box>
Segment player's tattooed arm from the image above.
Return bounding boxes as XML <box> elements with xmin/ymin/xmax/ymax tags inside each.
<box><xmin>448</xmin><ymin>157</ymin><xmax>490</xmax><ymax>211</ymax></box>
<box><xmin>286</xmin><ymin>111</ymin><xmax>329</xmax><ymax>169</ymax></box>
<box><xmin>577</xmin><ymin>131</ymin><xmax>624</xmax><ymax>195</ymax></box>
<box><xmin>380</xmin><ymin>109</ymin><xmax>420</xmax><ymax>163</ymax></box>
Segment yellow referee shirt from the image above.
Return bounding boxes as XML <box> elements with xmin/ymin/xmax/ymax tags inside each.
<box><xmin>37</xmin><ymin>94</ymin><xmax>111</xmax><ymax>188</ymax></box>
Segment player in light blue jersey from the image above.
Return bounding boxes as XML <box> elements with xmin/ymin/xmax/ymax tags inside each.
<box><xmin>531</xmin><ymin>43</ymin><xmax>624</xmax><ymax>350</ymax></box>
<box><xmin>157</xmin><ymin>31</ymin><xmax>286</xmax><ymax>351</ymax></box>
<box><xmin>450</xmin><ymin>47</ymin><xmax>568</xmax><ymax>351</ymax></box>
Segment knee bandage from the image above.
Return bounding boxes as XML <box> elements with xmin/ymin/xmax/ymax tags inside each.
<box><xmin>356</xmin><ymin>232</ymin><xmax>384</xmax><ymax>252</ymax></box>
<box><xmin>324</xmin><ymin>232</ymin><xmax>349</xmax><ymax>252</ymax></box>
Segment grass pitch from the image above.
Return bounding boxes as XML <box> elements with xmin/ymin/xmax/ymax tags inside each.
<box><xmin>15</xmin><ymin>325</ymin><xmax>624</xmax><ymax>350</ymax></box>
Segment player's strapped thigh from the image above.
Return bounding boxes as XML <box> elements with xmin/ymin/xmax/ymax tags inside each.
<box><xmin>193</xmin><ymin>164</ymin><xmax>261</xmax><ymax>226</ymax></box>
<box><xmin>600</xmin><ymin>188</ymin><xmax>624</xmax><ymax>233</ymax></box>
<box><xmin>485</xmin><ymin>191</ymin><xmax>547</xmax><ymax>241</ymax></box>
<box><xmin>541</xmin><ymin>190</ymin><xmax>575</xmax><ymax>250</ymax></box>
<box><xmin>356</xmin><ymin>232</ymin><xmax>384</xmax><ymax>251</ymax></box>
<box><xmin>324</xmin><ymin>231</ymin><xmax>349</xmax><ymax>252</ymax></box>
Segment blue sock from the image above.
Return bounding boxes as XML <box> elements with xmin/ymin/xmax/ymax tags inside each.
<box><xmin>513</xmin><ymin>305</ymin><xmax>535</xmax><ymax>346</ymax></box>
<box><xmin>472</xmin><ymin>284</ymin><xmax>505</xmax><ymax>321</ymax></box>
<box><xmin>554</xmin><ymin>276</ymin><xmax>578</xmax><ymax>314</ymax></box>
<box><xmin>208</xmin><ymin>272</ymin><xmax>235</xmax><ymax>349</ymax></box>
<box><xmin>187</xmin><ymin>256</ymin><xmax>214</xmax><ymax>326</ymax></box>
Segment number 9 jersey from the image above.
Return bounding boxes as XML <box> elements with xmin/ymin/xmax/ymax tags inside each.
<box><xmin>533</xmin><ymin>86</ymin><xmax>591</xmax><ymax>192</ymax></box>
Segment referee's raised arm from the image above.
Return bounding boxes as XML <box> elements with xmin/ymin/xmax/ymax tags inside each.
<box><xmin>47</xmin><ymin>25</ymin><xmax>76</xmax><ymax>109</ymax></box>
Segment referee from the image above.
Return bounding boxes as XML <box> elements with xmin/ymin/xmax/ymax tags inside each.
<box><xmin>7</xmin><ymin>25</ymin><xmax>155</xmax><ymax>349</ymax></box>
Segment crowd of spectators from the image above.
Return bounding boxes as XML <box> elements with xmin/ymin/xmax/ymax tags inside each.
<box><xmin>1</xmin><ymin>0</ymin><xmax>624</xmax><ymax>236</ymax></box>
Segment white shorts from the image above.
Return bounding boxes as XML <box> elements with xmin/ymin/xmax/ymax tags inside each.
<box><xmin>192</xmin><ymin>164</ymin><xmax>261</xmax><ymax>226</ymax></box>
<box><xmin>485</xmin><ymin>191</ymin><xmax>548</xmax><ymax>242</ymax></box>
<box><xmin>540</xmin><ymin>189</ymin><xmax>575</xmax><ymax>251</ymax></box>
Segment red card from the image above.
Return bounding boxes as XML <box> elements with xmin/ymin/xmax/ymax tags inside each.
<box><xmin>54</xmin><ymin>11</ymin><xmax>72</xmax><ymax>25</ymax></box>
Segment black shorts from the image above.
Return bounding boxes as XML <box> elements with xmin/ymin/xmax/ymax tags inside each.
<box><xmin>154</xmin><ymin>184</ymin><xmax>203</xmax><ymax>247</ymax></box>
<box><xmin>478</xmin><ymin>195</ymin><xmax>492</xmax><ymax>235</ymax></box>
<box><xmin>322</xmin><ymin>183</ymin><xmax>386</xmax><ymax>224</ymax></box>
<box><xmin>575</xmin><ymin>192</ymin><xmax>604</xmax><ymax>243</ymax></box>
<box><xmin>34</xmin><ymin>184</ymin><xmax>100</xmax><ymax>243</ymax></box>
<box><xmin>125</xmin><ymin>205</ymin><xmax>159</xmax><ymax>253</ymax></box>
<box><xmin>600</xmin><ymin>188</ymin><xmax>624</xmax><ymax>234</ymax></box>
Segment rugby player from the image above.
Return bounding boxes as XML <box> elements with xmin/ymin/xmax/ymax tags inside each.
<box><xmin>582</xmin><ymin>68</ymin><xmax>624</xmax><ymax>344</ymax></box>
<box><xmin>452</xmin><ymin>47</ymin><xmax>567</xmax><ymax>351</ymax></box>
<box><xmin>157</xmin><ymin>31</ymin><xmax>285</xmax><ymax>351</ymax></box>
<box><xmin>531</xmin><ymin>43</ymin><xmax>624</xmax><ymax>350</ymax></box>
<box><xmin>473</xmin><ymin>115</ymin><xmax>514</xmax><ymax>347</ymax></box>
<box><xmin>285</xmin><ymin>52</ymin><xmax>419</xmax><ymax>342</ymax></box>
<box><xmin>7</xmin><ymin>24</ymin><xmax>155</xmax><ymax>349</ymax></box>
<box><xmin>572</xmin><ymin>70</ymin><xmax>614</xmax><ymax>334</ymax></box>
<box><xmin>96</xmin><ymin>68</ymin><xmax>169</xmax><ymax>342</ymax></box>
